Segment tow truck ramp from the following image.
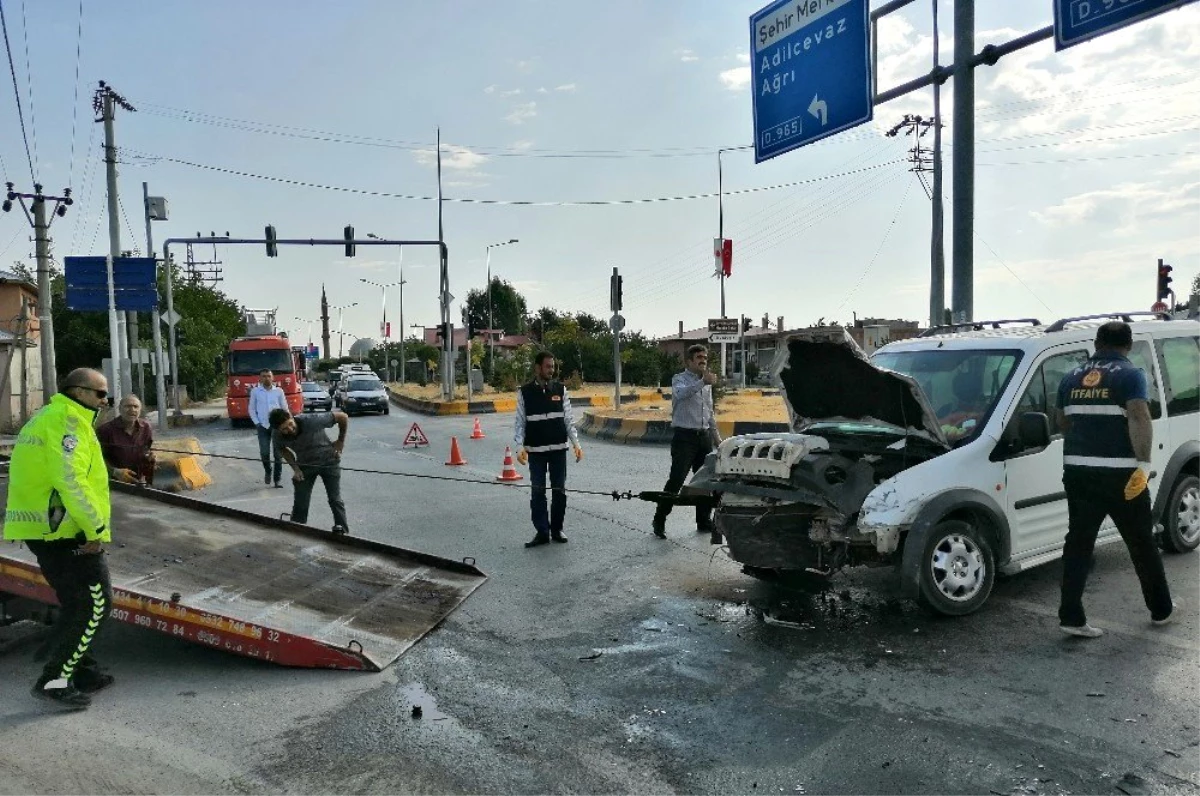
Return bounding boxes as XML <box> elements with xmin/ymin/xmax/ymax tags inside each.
<box><xmin>0</xmin><ymin>479</ymin><xmax>486</xmax><ymax>671</ymax></box>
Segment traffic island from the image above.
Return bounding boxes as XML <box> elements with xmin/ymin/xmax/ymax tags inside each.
<box><xmin>386</xmin><ymin>384</ymin><xmax>665</xmax><ymax>416</ymax></box>
<box><xmin>577</xmin><ymin>391</ymin><xmax>790</xmax><ymax>444</ymax></box>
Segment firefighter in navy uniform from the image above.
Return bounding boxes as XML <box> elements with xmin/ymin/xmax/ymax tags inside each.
<box><xmin>514</xmin><ymin>351</ymin><xmax>583</xmax><ymax>548</ymax></box>
<box><xmin>1054</xmin><ymin>321</ymin><xmax>1175</xmax><ymax>638</ymax></box>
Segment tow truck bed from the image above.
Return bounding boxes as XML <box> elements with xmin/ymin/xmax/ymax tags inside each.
<box><xmin>0</xmin><ymin>479</ymin><xmax>486</xmax><ymax>671</ymax></box>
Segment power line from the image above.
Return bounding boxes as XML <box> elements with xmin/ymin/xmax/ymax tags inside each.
<box><xmin>978</xmin><ymin>149</ymin><xmax>1198</xmax><ymax>167</ymax></box>
<box><xmin>835</xmin><ymin>178</ymin><xmax>915</xmax><ymax>313</ymax></box>
<box><xmin>17</xmin><ymin>0</ymin><xmax>35</xmax><ymax>176</ymax></box>
<box><xmin>974</xmin><ymin>232</ymin><xmax>1055</xmax><ymax>315</ymax></box>
<box><xmin>66</xmin><ymin>0</ymin><xmax>85</xmax><ymax>187</ymax></box>
<box><xmin>0</xmin><ymin>0</ymin><xmax>35</xmax><ymax>181</ymax></box>
<box><xmin>116</xmin><ymin>192</ymin><xmax>140</xmax><ymax>256</ymax></box>
<box><xmin>66</xmin><ymin>124</ymin><xmax>97</xmax><ymax>252</ymax></box>
<box><xmin>125</xmin><ymin>148</ymin><xmax>904</xmax><ymax>206</ymax></box>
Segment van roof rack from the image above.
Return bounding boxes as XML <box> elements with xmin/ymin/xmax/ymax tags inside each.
<box><xmin>917</xmin><ymin>318</ymin><xmax>1042</xmax><ymax>338</ymax></box>
<box><xmin>1045</xmin><ymin>311</ymin><xmax>1171</xmax><ymax>333</ymax></box>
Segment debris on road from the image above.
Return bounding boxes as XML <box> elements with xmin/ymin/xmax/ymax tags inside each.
<box><xmin>1086</xmin><ymin>692</ymin><xmax>1105</xmax><ymax>697</ymax></box>
<box><xmin>411</xmin><ymin>705</ymin><xmax>423</xmax><ymax>719</ymax></box>
<box><xmin>578</xmin><ymin>651</ymin><xmax>603</xmax><ymax>661</ymax></box>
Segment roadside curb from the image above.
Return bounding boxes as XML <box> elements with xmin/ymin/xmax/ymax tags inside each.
<box><xmin>153</xmin><ymin>437</ymin><xmax>213</xmax><ymax>492</ymax></box>
<box><xmin>578</xmin><ymin>410</ymin><xmax>790</xmax><ymax>445</ymax></box>
<box><xmin>387</xmin><ymin>387</ymin><xmax>668</xmax><ymax>416</ymax></box>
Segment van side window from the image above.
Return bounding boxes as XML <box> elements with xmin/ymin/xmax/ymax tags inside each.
<box><xmin>1015</xmin><ymin>350</ymin><xmax>1089</xmax><ymax>436</ymax></box>
<box><xmin>1127</xmin><ymin>341</ymin><xmax>1163</xmax><ymax>420</ymax></box>
<box><xmin>1158</xmin><ymin>336</ymin><xmax>1200</xmax><ymax>416</ymax></box>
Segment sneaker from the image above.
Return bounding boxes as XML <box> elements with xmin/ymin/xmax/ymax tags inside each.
<box><xmin>525</xmin><ymin>535</ymin><xmax>550</xmax><ymax>548</ymax></box>
<box><xmin>75</xmin><ymin>669</ymin><xmax>115</xmax><ymax>694</ymax></box>
<box><xmin>1152</xmin><ymin>600</ymin><xmax>1179</xmax><ymax>626</ymax></box>
<box><xmin>263</xmin><ymin>475</ymin><xmax>271</xmax><ymax>485</ymax></box>
<box><xmin>551</xmin><ymin>533</ymin><xmax>568</xmax><ymax>544</ymax></box>
<box><xmin>273</xmin><ymin>481</ymin><xmax>284</xmax><ymax>489</ymax></box>
<box><xmin>31</xmin><ymin>677</ymin><xmax>91</xmax><ymax>710</ymax></box>
<box><xmin>652</xmin><ymin>519</ymin><xmax>666</xmax><ymax>539</ymax></box>
<box><xmin>1060</xmin><ymin>624</ymin><xmax>1104</xmax><ymax>639</ymax></box>
<box><xmin>331</xmin><ymin>525</ymin><xmax>349</xmax><ymax>536</ymax></box>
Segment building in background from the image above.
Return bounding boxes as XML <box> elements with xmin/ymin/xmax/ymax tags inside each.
<box><xmin>0</xmin><ymin>270</ymin><xmax>44</xmax><ymax>429</ymax></box>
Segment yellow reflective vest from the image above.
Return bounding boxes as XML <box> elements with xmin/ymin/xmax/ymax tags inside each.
<box><xmin>3</xmin><ymin>394</ymin><xmax>111</xmax><ymax>542</ymax></box>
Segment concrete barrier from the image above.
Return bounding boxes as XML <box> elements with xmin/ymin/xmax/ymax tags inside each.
<box><xmin>152</xmin><ymin>437</ymin><xmax>212</xmax><ymax>492</ymax></box>
<box><xmin>387</xmin><ymin>388</ymin><xmax>666</xmax><ymax>416</ymax></box>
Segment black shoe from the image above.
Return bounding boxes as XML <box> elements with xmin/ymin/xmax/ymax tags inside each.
<box><xmin>273</xmin><ymin>481</ymin><xmax>284</xmax><ymax>489</ymax></box>
<box><xmin>75</xmin><ymin>669</ymin><xmax>115</xmax><ymax>694</ymax></box>
<box><xmin>264</xmin><ymin>475</ymin><xmax>271</xmax><ymax>485</ymax></box>
<box><xmin>551</xmin><ymin>533</ymin><xmax>568</xmax><ymax>543</ymax></box>
<box><xmin>697</xmin><ymin>523</ymin><xmax>715</xmax><ymax>534</ymax></box>
<box><xmin>332</xmin><ymin>525</ymin><xmax>349</xmax><ymax>536</ymax></box>
<box><xmin>652</xmin><ymin>518</ymin><xmax>666</xmax><ymax>538</ymax></box>
<box><xmin>31</xmin><ymin>678</ymin><xmax>90</xmax><ymax>710</ymax></box>
<box><xmin>525</xmin><ymin>535</ymin><xmax>550</xmax><ymax>548</ymax></box>
<box><xmin>710</xmin><ymin>530</ymin><xmax>723</xmax><ymax>545</ymax></box>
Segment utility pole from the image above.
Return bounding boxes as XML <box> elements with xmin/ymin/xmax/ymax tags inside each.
<box><xmin>886</xmin><ymin>112</ymin><xmax>942</xmax><ymax>329</ymax></box>
<box><xmin>929</xmin><ymin>0</ymin><xmax>945</xmax><ymax>330</ymax></box>
<box><xmin>717</xmin><ymin>148</ymin><xmax>728</xmax><ymax>380</ymax></box>
<box><xmin>96</xmin><ymin>80</ymin><xmax>135</xmax><ymax>398</ymax></box>
<box><xmin>2</xmin><ymin>183</ymin><xmax>72</xmax><ymax>402</ymax></box>
<box><xmin>611</xmin><ymin>267</ymin><xmax>622</xmax><ymax>408</ymax></box>
<box><xmin>143</xmin><ymin>181</ymin><xmax>169</xmax><ymax>431</ymax></box>
<box><xmin>436</xmin><ymin>127</ymin><xmax>453</xmax><ymax>398</ymax></box>
<box><xmin>950</xmin><ymin>0</ymin><xmax>974</xmax><ymax>324</ymax></box>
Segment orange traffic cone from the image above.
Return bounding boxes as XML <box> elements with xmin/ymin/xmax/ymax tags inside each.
<box><xmin>470</xmin><ymin>417</ymin><xmax>486</xmax><ymax>440</ymax></box>
<box><xmin>445</xmin><ymin>436</ymin><xmax>467</xmax><ymax>466</ymax></box>
<box><xmin>496</xmin><ymin>446</ymin><xmax>523</xmax><ymax>482</ymax></box>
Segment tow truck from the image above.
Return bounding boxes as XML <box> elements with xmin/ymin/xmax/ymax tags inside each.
<box><xmin>0</xmin><ymin>477</ymin><xmax>486</xmax><ymax>670</ymax></box>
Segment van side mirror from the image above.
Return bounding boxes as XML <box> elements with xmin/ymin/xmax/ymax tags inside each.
<box><xmin>1018</xmin><ymin>412</ymin><xmax>1051</xmax><ymax>449</ymax></box>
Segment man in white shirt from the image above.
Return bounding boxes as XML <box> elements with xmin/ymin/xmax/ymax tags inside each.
<box><xmin>248</xmin><ymin>369</ymin><xmax>288</xmax><ymax>487</ymax></box>
<box><xmin>652</xmin><ymin>345</ymin><xmax>722</xmax><ymax>541</ymax></box>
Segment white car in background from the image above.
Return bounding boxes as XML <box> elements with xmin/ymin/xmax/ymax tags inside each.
<box><xmin>339</xmin><ymin>375</ymin><xmax>389</xmax><ymax>416</ymax></box>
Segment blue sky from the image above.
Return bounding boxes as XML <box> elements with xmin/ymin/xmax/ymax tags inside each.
<box><xmin>1</xmin><ymin>0</ymin><xmax>1197</xmax><ymax>349</ymax></box>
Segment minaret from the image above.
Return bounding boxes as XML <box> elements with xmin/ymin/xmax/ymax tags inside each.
<box><xmin>320</xmin><ymin>284</ymin><xmax>331</xmax><ymax>360</ymax></box>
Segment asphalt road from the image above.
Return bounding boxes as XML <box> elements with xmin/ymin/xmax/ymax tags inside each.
<box><xmin>1</xmin><ymin>404</ymin><xmax>1197</xmax><ymax>795</ymax></box>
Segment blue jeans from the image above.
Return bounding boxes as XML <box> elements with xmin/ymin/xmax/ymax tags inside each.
<box><xmin>257</xmin><ymin>426</ymin><xmax>283</xmax><ymax>483</ymax></box>
<box><xmin>529</xmin><ymin>450</ymin><xmax>567</xmax><ymax>538</ymax></box>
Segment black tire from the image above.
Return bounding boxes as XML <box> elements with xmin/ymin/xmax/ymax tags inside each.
<box><xmin>1161</xmin><ymin>474</ymin><xmax>1200</xmax><ymax>554</ymax></box>
<box><xmin>916</xmin><ymin>519</ymin><xmax>996</xmax><ymax>616</ymax></box>
<box><xmin>384</xmin><ymin>405</ymin><xmax>390</xmax><ymax>415</ymax></box>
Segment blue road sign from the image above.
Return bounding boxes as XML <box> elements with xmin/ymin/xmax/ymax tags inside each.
<box><xmin>1055</xmin><ymin>0</ymin><xmax>1197</xmax><ymax>50</ymax></box>
<box><xmin>64</xmin><ymin>256</ymin><xmax>157</xmax><ymax>288</ymax></box>
<box><xmin>66</xmin><ymin>287</ymin><xmax>158</xmax><ymax>312</ymax></box>
<box><xmin>750</xmin><ymin>0</ymin><xmax>873</xmax><ymax>164</ymax></box>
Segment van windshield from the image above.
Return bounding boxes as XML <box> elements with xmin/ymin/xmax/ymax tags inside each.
<box><xmin>871</xmin><ymin>348</ymin><xmax>1023</xmax><ymax>443</ymax></box>
<box><xmin>229</xmin><ymin>349</ymin><xmax>294</xmax><ymax>376</ymax></box>
<box><xmin>347</xmin><ymin>379</ymin><xmax>381</xmax><ymax>392</ymax></box>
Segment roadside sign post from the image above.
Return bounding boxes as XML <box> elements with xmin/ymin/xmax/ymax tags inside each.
<box><xmin>1054</xmin><ymin>0</ymin><xmax>1196</xmax><ymax>50</ymax></box>
<box><xmin>708</xmin><ymin>318</ymin><xmax>740</xmax><ymax>345</ymax></box>
<box><xmin>750</xmin><ymin>0</ymin><xmax>873</xmax><ymax>163</ymax></box>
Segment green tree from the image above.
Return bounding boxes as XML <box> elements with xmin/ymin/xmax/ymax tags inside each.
<box><xmin>463</xmin><ymin>277</ymin><xmax>527</xmax><ymax>336</ymax></box>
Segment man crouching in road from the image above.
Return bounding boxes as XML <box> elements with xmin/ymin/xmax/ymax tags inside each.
<box><xmin>268</xmin><ymin>407</ymin><xmax>350</xmax><ymax>535</ymax></box>
<box><xmin>5</xmin><ymin>368</ymin><xmax>115</xmax><ymax>710</ymax></box>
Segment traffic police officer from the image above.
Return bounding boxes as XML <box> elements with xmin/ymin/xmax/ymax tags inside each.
<box><xmin>4</xmin><ymin>368</ymin><xmax>115</xmax><ymax>708</ymax></box>
<box><xmin>1055</xmin><ymin>321</ymin><xmax>1174</xmax><ymax>638</ymax></box>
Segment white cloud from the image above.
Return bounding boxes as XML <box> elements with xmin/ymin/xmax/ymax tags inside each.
<box><xmin>510</xmin><ymin>140</ymin><xmax>535</xmax><ymax>151</ymax></box>
<box><xmin>510</xmin><ymin>279</ymin><xmax>542</xmax><ymax>294</ymax></box>
<box><xmin>536</xmin><ymin>86</ymin><xmax>548</xmax><ymax>94</ymax></box>
<box><xmin>411</xmin><ymin>144</ymin><xmax>489</xmax><ymax>172</ymax></box>
<box><xmin>515</xmin><ymin>59</ymin><xmax>535</xmax><ymax>74</ymax></box>
<box><xmin>483</xmin><ymin>84</ymin><xmax>497</xmax><ymax>94</ymax></box>
<box><xmin>505</xmin><ymin>101</ymin><xmax>538</xmax><ymax>125</ymax></box>
<box><xmin>1033</xmin><ymin>181</ymin><xmax>1200</xmax><ymax>230</ymax></box>
<box><xmin>676</xmin><ymin>48</ymin><xmax>699</xmax><ymax>63</ymax></box>
<box><xmin>719</xmin><ymin>66</ymin><xmax>750</xmax><ymax>91</ymax></box>
<box><xmin>736</xmin><ymin>52</ymin><xmax>749</xmax><ymax>64</ymax></box>
<box><xmin>500</xmin><ymin>88</ymin><xmax>523</xmax><ymax>97</ymax></box>
<box><xmin>554</xmin><ymin>83</ymin><xmax>577</xmax><ymax>93</ymax></box>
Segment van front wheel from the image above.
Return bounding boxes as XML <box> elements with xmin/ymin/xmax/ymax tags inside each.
<box><xmin>916</xmin><ymin>520</ymin><xmax>995</xmax><ymax>616</ymax></box>
<box><xmin>1161</xmin><ymin>474</ymin><xmax>1200</xmax><ymax>554</ymax></box>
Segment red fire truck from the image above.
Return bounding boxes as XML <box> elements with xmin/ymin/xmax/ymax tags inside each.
<box><xmin>226</xmin><ymin>334</ymin><xmax>304</xmax><ymax>426</ymax></box>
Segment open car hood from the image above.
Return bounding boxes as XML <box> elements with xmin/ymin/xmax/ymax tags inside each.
<box><xmin>772</xmin><ymin>328</ymin><xmax>949</xmax><ymax>450</ymax></box>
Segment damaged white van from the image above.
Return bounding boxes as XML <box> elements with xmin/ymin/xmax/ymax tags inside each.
<box><xmin>687</xmin><ymin>315</ymin><xmax>1200</xmax><ymax>616</ymax></box>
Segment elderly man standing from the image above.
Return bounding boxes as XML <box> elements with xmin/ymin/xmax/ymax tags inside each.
<box><xmin>4</xmin><ymin>368</ymin><xmax>115</xmax><ymax>709</ymax></box>
<box><xmin>98</xmin><ymin>393</ymin><xmax>155</xmax><ymax>485</ymax></box>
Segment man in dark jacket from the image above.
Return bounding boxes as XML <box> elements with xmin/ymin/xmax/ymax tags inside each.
<box><xmin>514</xmin><ymin>352</ymin><xmax>583</xmax><ymax>548</ymax></box>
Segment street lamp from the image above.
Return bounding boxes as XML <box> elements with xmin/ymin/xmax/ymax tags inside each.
<box><xmin>366</xmin><ymin>233</ymin><xmax>409</xmax><ymax>384</ymax></box>
<box><xmin>360</xmin><ymin>277</ymin><xmax>404</xmax><ymax>382</ymax></box>
<box><xmin>485</xmin><ymin>238</ymin><xmax>519</xmax><ymax>375</ymax></box>
<box><xmin>329</xmin><ymin>302</ymin><xmax>358</xmax><ymax>358</ymax></box>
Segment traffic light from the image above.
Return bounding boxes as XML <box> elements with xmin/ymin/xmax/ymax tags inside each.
<box><xmin>174</xmin><ymin>325</ymin><xmax>187</xmax><ymax>347</ymax></box>
<box><xmin>435</xmin><ymin>322</ymin><xmax>452</xmax><ymax>345</ymax></box>
<box><xmin>610</xmin><ymin>271</ymin><xmax>622</xmax><ymax>312</ymax></box>
<box><xmin>265</xmin><ymin>225</ymin><xmax>278</xmax><ymax>257</ymax></box>
<box><xmin>344</xmin><ymin>225</ymin><xmax>356</xmax><ymax>257</ymax></box>
<box><xmin>742</xmin><ymin>316</ymin><xmax>752</xmax><ymax>333</ymax></box>
<box><xmin>1156</xmin><ymin>260</ymin><xmax>1174</xmax><ymax>301</ymax></box>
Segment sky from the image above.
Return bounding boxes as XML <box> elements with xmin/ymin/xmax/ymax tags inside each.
<box><xmin>1</xmin><ymin>0</ymin><xmax>1198</xmax><ymax>351</ymax></box>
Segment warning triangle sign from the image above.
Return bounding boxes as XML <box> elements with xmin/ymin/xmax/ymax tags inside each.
<box><xmin>403</xmin><ymin>422</ymin><xmax>430</xmax><ymax>448</ymax></box>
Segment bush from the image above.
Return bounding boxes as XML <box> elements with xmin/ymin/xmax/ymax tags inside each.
<box><xmin>565</xmin><ymin>370</ymin><xmax>584</xmax><ymax>391</ymax></box>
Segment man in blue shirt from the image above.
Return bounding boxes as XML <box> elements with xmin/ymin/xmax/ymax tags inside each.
<box><xmin>1054</xmin><ymin>321</ymin><xmax>1174</xmax><ymax>638</ymax></box>
<box><xmin>248</xmin><ymin>369</ymin><xmax>288</xmax><ymax>487</ymax></box>
<box><xmin>652</xmin><ymin>344</ymin><xmax>722</xmax><ymax>542</ymax></box>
